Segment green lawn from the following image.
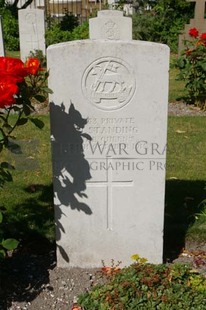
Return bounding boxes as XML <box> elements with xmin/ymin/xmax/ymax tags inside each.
<box><xmin>168</xmin><ymin>53</ymin><xmax>186</xmax><ymax>103</ymax></box>
<box><xmin>0</xmin><ymin>116</ymin><xmax>54</xmax><ymax>243</ymax></box>
<box><xmin>5</xmin><ymin>51</ymin><xmax>20</xmax><ymax>58</ymax></box>
<box><xmin>167</xmin><ymin>116</ymin><xmax>206</xmax><ymax>180</ymax></box>
<box><xmin>165</xmin><ymin>116</ymin><xmax>206</xmax><ymax>255</ymax></box>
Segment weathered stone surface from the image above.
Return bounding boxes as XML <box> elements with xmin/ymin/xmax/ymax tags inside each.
<box><xmin>18</xmin><ymin>9</ymin><xmax>45</xmax><ymax>61</ymax></box>
<box><xmin>48</xmin><ymin>10</ymin><xmax>170</xmax><ymax>268</ymax></box>
<box><xmin>89</xmin><ymin>10</ymin><xmax>132</xmax><ymax>40</ymax></box>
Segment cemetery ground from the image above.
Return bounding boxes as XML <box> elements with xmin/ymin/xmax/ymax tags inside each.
<box><xmin>0</xmin><ymin>57</ymin><xmax>206</xmax><ymax>309</ymax></box>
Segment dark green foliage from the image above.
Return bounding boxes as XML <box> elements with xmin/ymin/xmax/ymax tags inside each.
<box><xmin>78</xmin><ymin>262</ymin><xmax>206</xmax><ymax>309</ymax></box>
<box><xmin>45</xmin><ymin>20</ymin><xmax>89</xmax><ymax>46</ymax></box>
<box><xmin>132</xmin><ymin>0</ymin><xmax>194</xmax><ymax>52</ymax></box>
<box><xmin>2</xmin><ymin>0</ymin><xmax>33</xmax><ymax>18</ymax></box>
<box><xmin>0</xmin><ymin>7</ymin><xmax>19</xmax><ymax>51</ymax></box>
<box><xmin>175</xmin><ymin>33</ymin><xmax>206</xmax><ymax>109</ymax></box>
<box><xmin>71</xmin><ymin>21</ymin><xmax>89</xmax><ymax>40</ymax></box>
<box><xmin>45</xmin><ymin>21</ymin><xmax>73</xmax><ymax>46</ymax></box>
<box><xmin>60</xmin><ymin>13</ymin><xmax>79</xmax><ymax>32</ymax></box>
<box><xmin>0</xmin><ymin>0</ymin><xmax>196</xmax><ymax>52</ymax></box>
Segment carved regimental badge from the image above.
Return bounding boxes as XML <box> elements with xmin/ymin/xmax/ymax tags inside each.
<box><xmin>103</xmin><ymin>20</ymin><xmax>119</xmax><ymax>40</ymax></box>
<box><xmin>82</xmin><ymin>57</ymin><xmax>136</xmax><ymax>111</ymax></box>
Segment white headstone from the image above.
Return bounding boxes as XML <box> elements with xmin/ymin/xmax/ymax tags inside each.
<box><xmin>48</xmin><ymin>10</ymin><xmax>170</xmax><ymax>268</ymax></box>
<box><xmin>18</xmin><ymin>9</ymin><xmax>45</xmax><ymax>61</ymax></box>
<box><xmin>0</xmin><ymin>16</ymin><xmax>5</xmax><ymax>56</ymax></box>
<box><xmin>89</xmin><ymin>10</ymin><xmax>132</xmax><ymax>40</ymax></box>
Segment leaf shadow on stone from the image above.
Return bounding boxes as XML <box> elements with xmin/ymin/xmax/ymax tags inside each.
<box><xmin>163</xmin><ymin>179</ymin><xmax>206</xmax><ymax>262</ymax></box>
<box><xmin>50</xmin><ymin>102</ymin><xmax>92</xmax><ymax>260</ymax></box>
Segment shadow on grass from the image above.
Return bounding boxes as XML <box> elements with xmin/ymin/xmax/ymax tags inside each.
<box><xmin>163</xmin><ymin>179</ymin><xmax>206</xmax><ymax>262</ymax></box>
<box><xmin>0</xmin><ymin>183</ymin><xmax>55</xmax><ymax>309</ymax></box>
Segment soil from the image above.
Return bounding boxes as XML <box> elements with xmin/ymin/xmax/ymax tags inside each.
<box><xmin>0</xmin><ymin>102</ymin><xmax>206</xmax><ymax>310</ymax></box>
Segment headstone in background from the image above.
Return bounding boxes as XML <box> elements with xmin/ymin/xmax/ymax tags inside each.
<box><xmin>18</xmin><ymin>9</ymin><xmax>45</xmax><ymax>61</ymax></box>
<box><xmin>123</xmin><ymin>4</ymin><xmax>135</xmax><ymax>16</ymax></box>
<box><xmin>89</xmin><ymin>10</ymin><xmax>132</xmax><ymax>40</ymax></box>
<box><xmin>48</xmin><ymin>10</ymin><xmax>170</xmax><ymax>268</ymax></box>
<box><xmin>179</xmin><ymin>0</ymin><xmax>206</xmax><ymax>54</ymax></box>
<box><xmin>0</xmin><ymin>16</ymin><xmax>5</xmax><ymax>56</ymax></box>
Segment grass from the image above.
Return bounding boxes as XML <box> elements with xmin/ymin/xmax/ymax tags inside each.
<box><xmin>164</xmin><ymin>116</ymin><xmax>206</xmax><ymax>255</ymax></box>
<box><xmin>169</xmin><ymin>53</ymin><xmax>187</xmax><ymax>103</ymax></box>
<box><xmin>167</xmin><ymin>116</ymin><xmax>206</xmax><ymax>180</ymax></box>
<box><xmin>0</xmin><ymin>116</ymin><xmax>54</xmax><ymax>246</ymax></box>
<box><xmin>5</xmin><ymin>51</ymin><xmax>20</xmax><ymax>58</ymax></box>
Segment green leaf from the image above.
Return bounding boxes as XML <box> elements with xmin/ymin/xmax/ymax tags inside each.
<box><xmin>2</xmin><ymin>238</ymin><xmax>19</xmax><ymax>250</ymax></box>
<box><xmin>7</xmin><ymin>141</ymin><xmax>21</xmax><ymax>154</ymax></box>
<box><xmin>34</xmin><ymin>95</ymin><xmax>46</xmax><ymax>103</ymax></box>
<box><xmin>0</xmin><ymin>169</ymin><xmax>13</xmax><ymax>183</ymax></box>
<box><xmin>0</xmin><ymin>130</ymin><xmax>4</xmax><ymax>141</ymax></box>
<box><xmin>16</xmin><ymin>118</ymin><xmax>28</xmax><ymax>126</ymax></box>
<box><xmin>0</xmin><ymin>212</ymin><xmax>3</xmax><ymax>224</ymax></box>
<box><xmin>177</xmin><ymin>58</ymin><xmax>186</xmax><ymax>69</ymax></box>
<box><xmin>42</xmin><ymin>87</ymin><xmax>53</xmax><ymax>94</ymax></box>
<box><xmin>0</xmin><ymin>162</ymin><xmax>15</xmax><ymax>170</ymax></box>
<box><xmin>23</xmin><ymin>104</ymin><xmax>32</xmax><ymax>116</ymax></box>
<box><xmin>29</xmin><ymin>118</ymin><xmax>45</xmax><ymax>129</ymax></box>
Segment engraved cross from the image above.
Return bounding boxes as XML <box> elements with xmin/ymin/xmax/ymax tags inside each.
<box><xmin>26</xmin><ymin>35</ymin><xmax>39</xmax><ymax>50</ymax></box>
<box><xmin>189</xmin><ymin>0</ymin><xmax>206</xmax><ymax>21</ymax></box>
<box><xmin>87</xmin><ymin>157</ymin><xmax>133</xmax><ymax>230</ymax></box>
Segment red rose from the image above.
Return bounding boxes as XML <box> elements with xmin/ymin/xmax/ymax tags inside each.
<box><xmin>0</xmin><ymin>57</ymin><xmax>28</xmax><ymax>83</ymax></box>
<box><xmin>0</xmin><ymin>76</ymin><xmax>19</xmax><ymax>108</ymax></box>
<box><xmin>189</xmin><ymin>28</ymin><xmax>199</xmax><ymax>38</ymax></box>
<box><xmin>25</xmin><ymin>58</ymin><xmax>40</xmax><ymax>75</ymax></box>
<box><xmin>200</xmin><ymin>33</ymin><xmax>206</xmax><ymax>40</ymax></box>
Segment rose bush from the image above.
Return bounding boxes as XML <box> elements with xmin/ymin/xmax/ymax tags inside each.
<box><xmin>0</xmin><ymin>56</ymin><xmax>51</xmax><ymax>258</ymax></box>
<box><xmin>176</xmin><ymin>28</ymin><xmax>206</xmax><ymax>110</ymax></box>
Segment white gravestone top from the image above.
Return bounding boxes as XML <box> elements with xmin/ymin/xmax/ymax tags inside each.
<box><xmin>89</xmin><ymin>10</ymin><xmax>132</xmax><ymax>40</ymax></box>
<box><xmin>18</xmin><ymin>9</ymin><xmax>45</xmax><ymax>61</ymax></box>
<box><xmin>0</xmin><ymin>16</ymin><xmax>5</xmax><ymax>56</ymax></box>
<box><xmin>48</xmin><ymin>10</ymin><xmax>170</xmax><ymax>268</ymax></box>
